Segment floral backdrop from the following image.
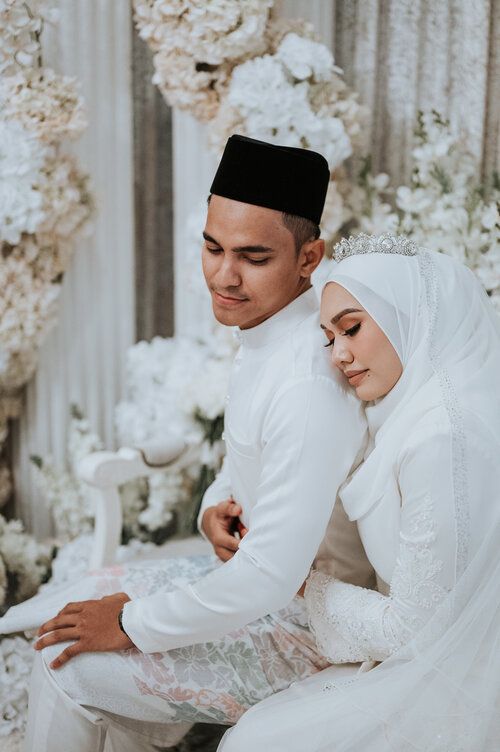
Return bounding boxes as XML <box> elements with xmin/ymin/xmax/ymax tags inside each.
<box><xmin>0</xmin><ymin>0</ymin><xmax>92</xmax><ymax>553</ymax></box>
<box><xmin>0</xmin><ymin>0</ymin><xmax>93</xmax><ymax>743</ymax></box>
<box><xmin>0</xmin><ymin>0</ymin><xmax>499</xmax><ymax>745</ymax></box>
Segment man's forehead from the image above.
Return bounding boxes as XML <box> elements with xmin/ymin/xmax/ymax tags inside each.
<box><xmin>205</xmin><ymin>200</ymin><xmax>290</xmax><ymax>245</ymax></box>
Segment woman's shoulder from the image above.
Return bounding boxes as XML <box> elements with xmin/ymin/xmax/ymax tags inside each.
<box><xmin>397</xmin><ymin>405</ymin><xmax>497</xmax><ymax>465</ymax></box>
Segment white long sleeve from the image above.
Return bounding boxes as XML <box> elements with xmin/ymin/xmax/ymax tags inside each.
<box><xmin>305</xmin><ymin>430</ymin><xmax>456</xmax><ymax>663</ymax></box>
<box><xmin>196</xmin><ymin>456</ymin><xmax>232</xmax><ymax>541</ymax></box>
<box><xmin>122</xmin><ymin>375</ymin><xmax>365</xmax><ymax>653</ymax></box>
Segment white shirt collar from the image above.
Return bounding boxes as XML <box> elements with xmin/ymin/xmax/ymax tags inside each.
<box><xmin>236</xmin><ymin>287</ymin><xmax>318</xmax><ymax>349</ymax></box>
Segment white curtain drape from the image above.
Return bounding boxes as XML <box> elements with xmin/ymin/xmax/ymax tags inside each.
<box><xmin>330</xmin><ymin>0</ymin><xmax>499</xmax><ymax>179</ymax></box>
<box><xmin>13</xmin><ymin>0</ymin><xmax>499</xmax><ymax>539</ymax></box>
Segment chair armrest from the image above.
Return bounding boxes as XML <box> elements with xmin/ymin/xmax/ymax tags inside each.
<box><xmin>77</xmin><ymin>437</ymin><xmax>187</xmax><ymax>569</ymax></box>
<box><xmin>78</xmin><ymin>438</ymin><xmax>187</xmax><ymax>488</ymax></box>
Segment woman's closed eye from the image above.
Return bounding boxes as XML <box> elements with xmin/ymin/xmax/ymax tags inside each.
<box><xmin>324</xmin><ymin>322</ymin><xmax>361</xmax><ymax>347</ymax></box>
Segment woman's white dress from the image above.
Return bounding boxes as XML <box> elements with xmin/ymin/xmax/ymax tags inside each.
<box><xmin>219</xmin><ymin>242</ymin><xmax>500</xmax><ymax>751</ymax></box>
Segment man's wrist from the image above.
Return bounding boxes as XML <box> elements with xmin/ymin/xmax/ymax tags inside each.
<box><xmin>118</xmin><ymin>607</ymin><xmax>129</xmax><ymax>637</ymax></box>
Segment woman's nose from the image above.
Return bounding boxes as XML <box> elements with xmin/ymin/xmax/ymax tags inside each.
<box><xmin>331</xmin><ymin>339</ymin><xmax>353</xmax><ymax>368</ymax></box>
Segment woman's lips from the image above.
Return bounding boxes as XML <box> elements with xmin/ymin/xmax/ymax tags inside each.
<box><xmin>345</xmin><ymin>369</ymin><xmax>368</xmax><ymax>387</ymax></box>
<box><xmin>213</xmin><ymin>291</ymin><xmax>248</xmax><ymax>307</ymax></box>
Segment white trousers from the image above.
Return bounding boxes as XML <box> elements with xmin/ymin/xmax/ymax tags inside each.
<box><xmin>24</xmin><ymin>653</ymin><xmax>191</xmax><ymax>752</ymax></box>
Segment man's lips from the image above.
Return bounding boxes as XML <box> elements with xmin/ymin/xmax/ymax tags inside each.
<box><xmin>213</xmin><ymin>291</ymin><xmax>248</xmax><ymax>306</ymax></box>
<box><xmin>344</xmin><ymin>369</ymin><xmax>368</xmax><ymax>386</ymax></box>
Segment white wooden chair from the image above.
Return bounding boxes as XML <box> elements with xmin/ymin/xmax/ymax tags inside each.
<box><xmin>77</xmin><ymin>436</ymin><xmax>211</xmax><ymax>569</ymax></box>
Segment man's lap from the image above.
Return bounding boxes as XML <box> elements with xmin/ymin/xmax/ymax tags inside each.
<box><xmin>40</xmin><ymin>554</ymin><xmax>329</xmax><ymax>729</ymax></box>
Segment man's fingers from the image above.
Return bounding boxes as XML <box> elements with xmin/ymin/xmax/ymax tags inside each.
<box><xmin>35</xmin><ymin>628</ymin><xmax>79</xmax><ymax>651</ymax></box>
<box><xmin>50</xmin><ymin>643</ymin><xmax>81</xmax><ymax>670</ymax></box>
<box><xmin>38</xmin><ymin>615</ymin><xmax>78</xmax><ymax>637</ymax></box>
<box><xmin>215</xmin><ymin>547</ymin><xmax>236</xmax><ymax>562</ymax></box>
<box><xmin>214</xmin><ymin>532</ymin><xmax>239</xmax><ymax>552</ymax></box>
<box><xmin>216</xmin><ymin>500</ymin><xmax>242</xmax><ymax>517</ymax></box>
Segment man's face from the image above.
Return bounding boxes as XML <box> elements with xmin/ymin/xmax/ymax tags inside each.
<box><xmin>202</xmin><ymin>195</ymin><xmax>310</xmax><ymax>329</ymax></box>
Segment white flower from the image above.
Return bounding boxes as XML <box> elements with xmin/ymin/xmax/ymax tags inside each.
<box><xmin>134</xmin><ymin>0</ymin><xmax>272</xmax><ymax>64</ymax></box>
<box><xmin>133</xmin><ymin>0</ymin><xmax>272</xmax><ymax>119</ymax></box>
<box><xmin>0</xmin><ymin>120</ymin><xmax>48</xmax><ymax>244</ymax></box>
<box><xmin>481</xmin><ymin>203</ymin><xmax>499</xmax><ymax>230</ymax></box>
<box><xmin>0</xmin><ymin>515</ymin><xmax>51</xmax><ymax>606</ymax></box>
<box><xmin>396</xmin><ymin>186</ymin><xmax>433</xmax><ymax>214</ymax></box>
<box><xmin>0</xmin><ymin>0</ymin><xmax>58</xmax><ymax>76</ymax></box>
<box><xmin>0</xmin><ymin>69</ymin><xmax>87</xmax><ymax>142</ymax></box>
<box><xmin>183</xmin><ymin>356</ymin><xmax>230</xmax><ymax>421</ymax></box>
<box><xmin>213</xmin><ymin>34</ymin><xmax>354</xmax><ymax>169</ymax></box>
<box><xmin>275</xmin><ymin>33</ymin><xmax>333</xmax><ymax>82</ymax></box>
<box><xmin>319</xmin><ymin>179</ymin><xmax>350</xmax><ymax>245</ymax></box>
<box><xmin>0</xmin><ymin>635</ymin><xmax>35</xmax><ymax>737</ymax></box>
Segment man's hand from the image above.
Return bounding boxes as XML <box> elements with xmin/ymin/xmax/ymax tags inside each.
<box><xmin>34</xmin><ymin>592</ymin><xmax>135</xmax><ymax>669</ymax></box>
<box><xmin>202</xmin><ymin>498</ymin><xmax>248</xmax><ymax>562</ymax></box>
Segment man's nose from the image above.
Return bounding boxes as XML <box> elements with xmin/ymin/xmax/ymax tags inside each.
<box><xmin>215</xmin><ymin>256</ymin><xmax>241</xmax><ymax>288</ymax></box>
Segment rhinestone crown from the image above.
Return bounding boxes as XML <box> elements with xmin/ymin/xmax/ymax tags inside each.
<box><xmin>333</xmin><ymin>233</ymin><xmax>418</xmax><ymax>263</ymax></box>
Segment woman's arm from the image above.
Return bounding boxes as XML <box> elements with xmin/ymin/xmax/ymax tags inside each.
<box><xmin>305</xmin><ymin>430</ymin><xmax>456</xmax><ymax>663</ymax></box>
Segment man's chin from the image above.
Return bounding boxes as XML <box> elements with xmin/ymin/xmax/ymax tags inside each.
<box><xmin>212</xmin><ymin>305</ymin><xmax>247</xmax><ymax>327</ymax></box>
<box><xmin>210</xmin><ymin>295</ymin><xmax>252</xmax><ymax>325</ymax></box>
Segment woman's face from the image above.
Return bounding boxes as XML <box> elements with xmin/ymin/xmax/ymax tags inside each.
<box><xmin>320</xmin><ymin>282</ymin><xmax>403</xmax><ymax>401</ymax></box>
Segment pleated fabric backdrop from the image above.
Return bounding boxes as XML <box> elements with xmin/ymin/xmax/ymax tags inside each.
<box><xmin>12</xmin><ymin>0</ymin><xmax>500</xmax><ymax>538</ymax></box>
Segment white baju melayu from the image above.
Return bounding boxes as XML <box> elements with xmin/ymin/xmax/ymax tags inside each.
<box><xmin>1</xmin><ymin>287</ymin><xmax>371</xmax><ymax>750</ymax></box>
<box><xmin>219</xmin><ymin>239</ymin><xmax>500</xmax><ymax>751</ymax></box>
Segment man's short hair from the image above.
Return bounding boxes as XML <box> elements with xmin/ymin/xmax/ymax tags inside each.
<box><xmin>281</xmin><ymin>213</ymin><xmax>321</xmax><ymax>254</ymax></box>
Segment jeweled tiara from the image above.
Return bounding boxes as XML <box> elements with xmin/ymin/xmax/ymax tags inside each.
<box><xmin>333</xmin><ymin>233</ymin><xmax>418</xmax><ymax>263</ymax></box>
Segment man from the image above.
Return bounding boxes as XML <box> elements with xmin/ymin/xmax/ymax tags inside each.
<box><xmin>11</xmin><ymin>136</ymin><xmax>372</xmax><ymax>750</ymax></box>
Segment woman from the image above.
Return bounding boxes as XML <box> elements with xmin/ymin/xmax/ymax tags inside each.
<box><xmin>218</xmin><ymin>233</ymin><xmax>500</xmax><ymax>751</ymax></box>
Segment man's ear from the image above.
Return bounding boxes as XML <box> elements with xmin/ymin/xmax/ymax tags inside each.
<box><xmin>299</xmin><ymin>238</ymin><xmax>324</xmax><ymax>277</ymax></box>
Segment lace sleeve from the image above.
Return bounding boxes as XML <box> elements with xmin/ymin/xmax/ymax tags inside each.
<box><xmin>304</xmin><ymin>571</ymin><xmax>400</xmax><ymax>662</ymax></box>
<box><xmin>305</xmin><ymin>434</ymin><xmax>455</xmax><ymax>664</ymax></box>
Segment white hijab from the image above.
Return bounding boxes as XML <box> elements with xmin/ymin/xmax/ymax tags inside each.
<box><xmin>328</xmin><ymin>244</ymin><xmax>500</xmax><ymax>583</ymax></box>
<box><xmin>228</xmin><ymin>237</ymin><xmax>500</xmax><ymax>750</ymax></box>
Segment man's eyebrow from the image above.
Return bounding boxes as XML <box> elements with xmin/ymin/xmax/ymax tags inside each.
<box><xmin>203</xmin><ymin>231</ymin><xmax>220</xmax><ymax>245</ymax></box>
<box><xmin>232</xmin><ymin>244</ymin><xmax>275</xmax><ymax>254</ymax></box>
<box><xmin>202</xmin><ymin>232</ymin><xmax>275</xmax><ymax>254</ymax></box>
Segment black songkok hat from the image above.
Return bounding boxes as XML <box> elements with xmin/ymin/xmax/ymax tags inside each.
<box><xmin>210</xmin><ymin>134</ymin><xmax>330</xmax><ymax>225</ymax></box>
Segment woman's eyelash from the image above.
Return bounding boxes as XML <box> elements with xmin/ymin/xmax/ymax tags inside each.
<box><xmin>345</xmin><ymin>322</ymin><xmax>361</xmax><ymax>336</ymax></box>
<box><xmin>324</xmin><ymin>322</ymin><xmax>361</xmax><ymax>347</ymax></box>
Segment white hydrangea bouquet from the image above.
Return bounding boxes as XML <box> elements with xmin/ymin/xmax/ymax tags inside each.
<box><xmin>133</xmin><ymin>0</ymin><xmax>274</xmax><ymax>121</ymax></box>
<box><xmin>134</xmin><ymin>0</ymin><xmax>366</xmax><ymax>251</ymax></box>
<box><xmin>342</xmin><ymin>111</ymin><xmax>500</xmax><ymax>310</ymax></box>
<box><xmin>0</xmin><ymin>0</ymin><xmax>93</xmax><ymax>504</ymax></box>
<box><xmin>116</xmin><ymin>332</ymin><xmax>234</xmax><ymax>535</ymax></box>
